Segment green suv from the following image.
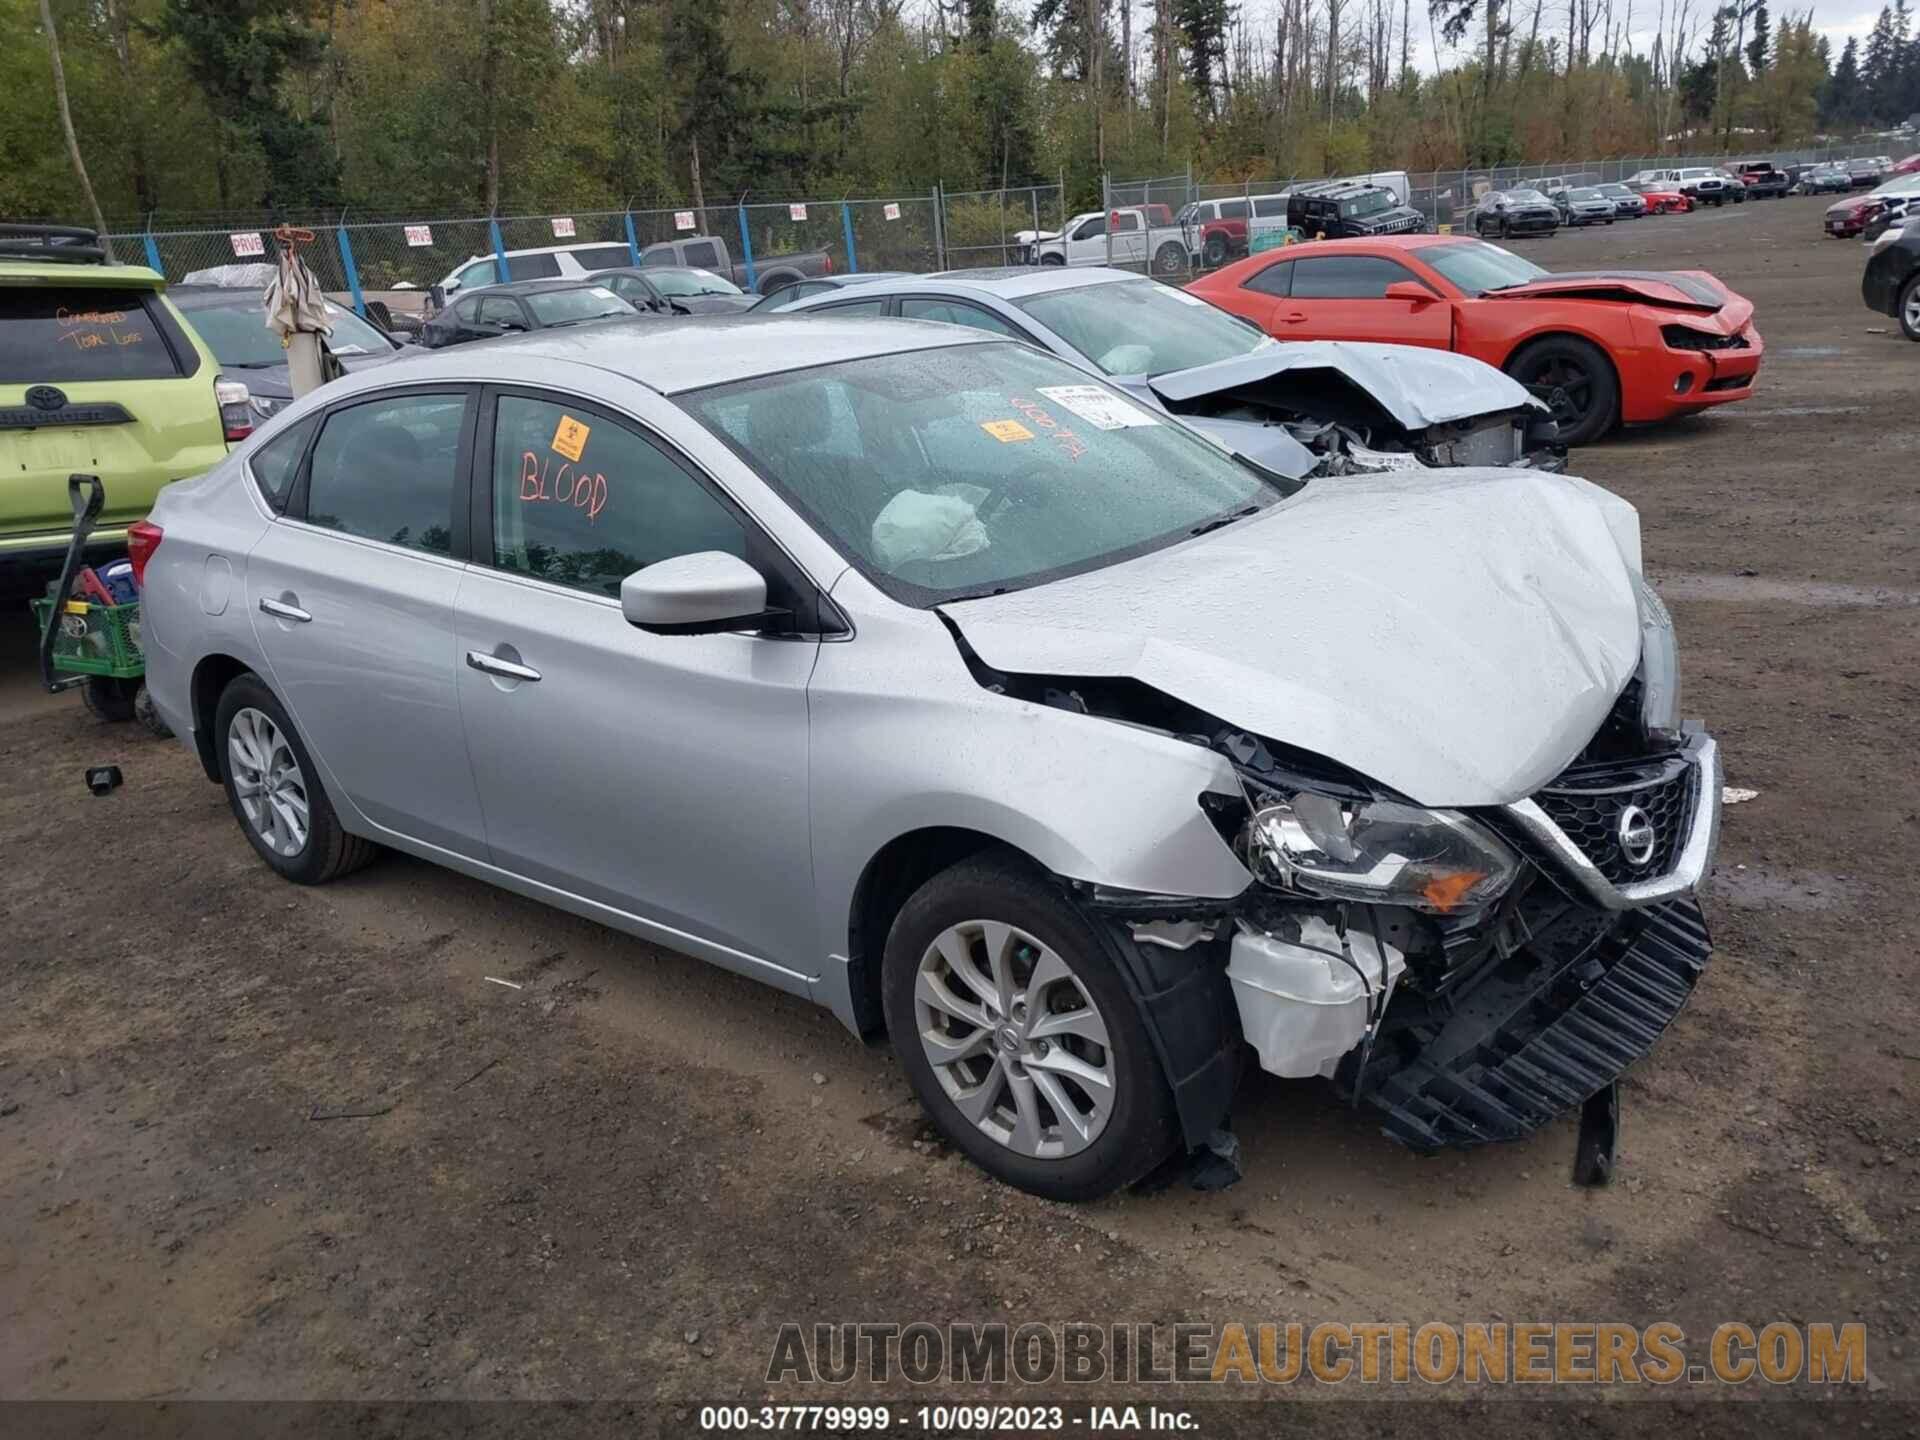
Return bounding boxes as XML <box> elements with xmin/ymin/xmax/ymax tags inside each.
<box><xmin>1</xmin><ymin>224</ymin><xmax>242</xmax><ymax>576</ymax></box>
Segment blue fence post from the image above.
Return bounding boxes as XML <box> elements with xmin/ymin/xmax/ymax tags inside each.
<box><xmin>489</xmin><ymin>218</ymin><xmax>509</xmax><ymax>284</ymax></box>
<box><xmin>336</xmin><ymin>225</ymin><xmax>367</xmax><ymax>317</ymax></box>
<box><xmin>841</xmin><ymin>202</ymin><xmax>858</xmax><ymax>274</ymax></box>
<box><xmin>736</xmin><ymin>205</ymin><xmax>757</xmax><ymax>292</ymax></box>
<box><xmin>142</xmin><ymin>231</ymin><xmax>163</xmax><ymax>276</ymax></box>
<box><xmin>623</xmin><ymin>211</ymin><xmax>641</xmax><ymax>265</ymax></box>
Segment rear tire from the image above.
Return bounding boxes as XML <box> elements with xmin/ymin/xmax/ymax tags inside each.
<box><xmin>881</xmin><ymin>854</ymin><xmax>1180</xmax><ymax>1202</ymax></box>
<box><xmin>1202</xmin><ymin>232</ymin><xmax>1229</xmax><ymax>268</ymax></box>
<box><xmin>1505</xmin><ymin>334</ymin><xmax>1620</xmax><ymax>448</ymax></box>
<box><xmin>81</xmin><ymin>675</ymin><xmax>139</xmax><ymax>723</ymax></box>
<box><xmin>1153</xmin><ymin>241</ymin><xmax>1187</xmax><ymax>277</ymax></box>
<box><xmin>214</xmin><ymin>673</ymin><xmax>379</xmax><ymax>885</ymax></box>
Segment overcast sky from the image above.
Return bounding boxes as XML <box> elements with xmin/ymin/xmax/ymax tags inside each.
<box><xmin>1229</xmin><ymin>0</ymin><xmax>1898</xmax><ymax>76</ymax></box>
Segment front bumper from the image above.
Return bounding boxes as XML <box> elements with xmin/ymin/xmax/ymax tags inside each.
<box><xmin>1635</xmin><ymin>327</ymin><xmax>1764</xmax><ymax>417</ymax></box>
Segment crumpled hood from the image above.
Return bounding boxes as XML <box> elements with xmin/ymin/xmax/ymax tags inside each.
<box><xmin>940</xmin><ymin>468</ymin><xmax>1645</xmax><ymax>807</ymax></box>
<box><xmin>1484</xmin><ymin>269</ymin><xmax>1732</xmax><ymax>312</ymax></box>
<box><xmin>1146</xmin><ymin>341</ymin><xmax>1543</xmax><ymax>431</ymax></box>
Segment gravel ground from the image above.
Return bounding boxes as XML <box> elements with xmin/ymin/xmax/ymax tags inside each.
<box><xmin>1</xmin><ymin>194</ymin><xmax>1915</xmax><ymax>1437</ymax></box>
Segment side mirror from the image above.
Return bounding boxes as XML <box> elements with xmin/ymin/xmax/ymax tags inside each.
<box><xmin>621</xmin><ymin>551</ymin><xmax>785</xmax><ymax>635</ymax></box>
<box><xmin>428</xmin><ymin>284</ymin><xmax>448</xmax><ymax>309</ymax></box>
<box><xmin>1383</xmin><ymin>280</ymin><xmax>1438</xmax><ymax>306</ymax></box>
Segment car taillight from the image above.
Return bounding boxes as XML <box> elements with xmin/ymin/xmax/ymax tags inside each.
<box><xmin>215</xmin><ymin>378</ymin><xmax>253</xmax><ymax>443</ymax></box>
<box><xmin>127</xmin><ymin>520</ymin><xmax>163</xmax><ymax>587</ymax></box>
<box><xmin>824</xmin><ymin>252</ymin><xmax>833</xmax><ymax>275</ymax></box>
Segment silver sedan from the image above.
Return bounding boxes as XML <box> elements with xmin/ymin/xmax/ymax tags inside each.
<box><xmin>141</xmin><ymin>316</ymin><xmax>1719</xmax><ymax>1199</ymax></box>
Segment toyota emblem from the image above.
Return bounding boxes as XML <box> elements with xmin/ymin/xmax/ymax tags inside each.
<box><xmin>26</xmin><ymin>385</ymin><xmax>67</xmax><ymax>412</ymax></box>
<box><xmin>1616</xmin><ymin>804</ymin><xmax>1658</xmax><ymax>869</ymax></box>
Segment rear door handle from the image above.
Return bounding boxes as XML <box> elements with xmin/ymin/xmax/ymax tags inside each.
<box><xmin>259</xmin><ymin>596</ymin><xmax>312</xmax><ymax>623</ymax></box>
<box><xmin>466</xmin><ymin>649</ymin><xmax>541</xmax><ymax>682</ymax></box>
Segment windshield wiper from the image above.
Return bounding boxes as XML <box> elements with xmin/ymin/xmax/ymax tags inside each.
<box><xmin>222</xmin><ymin>360</ymin><xmax>282</xmax><ymax>369</ymax></box>
<box><xmin>1189</xmin><ymin>504</ymin><xmax>1260</xmax><ymax>538</ymax></box>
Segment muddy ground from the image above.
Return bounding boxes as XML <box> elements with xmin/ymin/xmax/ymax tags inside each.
<box><xmin>2</xmin><ymin>196</ymin><xmax>1915</xmax><ymax>1437</ymax></box>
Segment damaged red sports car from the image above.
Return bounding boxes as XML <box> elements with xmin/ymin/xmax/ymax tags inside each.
<box><xmin>1187</xmin><ymin>235</ymin><xmax>1762</xmax><ymax>446</ymax></box>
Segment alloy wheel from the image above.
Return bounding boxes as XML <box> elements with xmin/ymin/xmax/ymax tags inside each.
<box><xmin>1905</xmin><ymin>284</ymin><xmax>1920</xmax><ymax>336</ymax></box>
<box><xmin>1523</xmin><ymin>355</ymin><xmax>1594</xmax><ymax>432</ymax></box>
<box><xmin>229</xmin><ymin>706</ymin><xmax>310</xmax><ymax>856</ymax></box>
<box><xmin>913</xmin><ymin>919</ymin><xmax>1115</xmax><ymax>1159</ymax></box>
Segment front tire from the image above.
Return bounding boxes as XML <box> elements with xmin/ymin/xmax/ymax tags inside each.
<box><xmin>1505</xmin><ymin>334</ymin><xmax>1620</xmax><ymax>448</ymax></box>
<box><xmin>881</xmin><ymin>854</ymin><xmax>1180</xmax><ymax>1202</ymax></box>
<box><xmin>214</xmin><ymin>673</ymin><xmax>378</xmax><ymax>885</ymax></box>
<box><xmin>1153</xmin><ymin>241</ymin><xmax>1187</xmax><ymax>277</ymax></box>
<box><xmin>1900</xmin><ymin>273</ymin><xmax>1920</xmax><ymax>342</ymax></box>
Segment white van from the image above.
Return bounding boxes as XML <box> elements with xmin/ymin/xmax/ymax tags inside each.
<box><xmin>435</xmin><ymin>241</ymin><xmax>638</xmax><ymax>299</ymax></box>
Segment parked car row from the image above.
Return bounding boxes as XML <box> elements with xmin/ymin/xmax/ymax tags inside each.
<box><xmin>1825</xmin><ymin>171</ymin><xmax>1920</xmax><ymax>238</ymax></box>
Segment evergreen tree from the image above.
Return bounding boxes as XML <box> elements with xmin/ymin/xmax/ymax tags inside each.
<box><xmin>1823</xmin><ymin>35</ymin><xmax>1865</xmax><ymax>127</ymax></box>
<box><xmin>1745</xmin><ymin>2</ymin><xmax>1770</xmax><ymax>73</ymax></box>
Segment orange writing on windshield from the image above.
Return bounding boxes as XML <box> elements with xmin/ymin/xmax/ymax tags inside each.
<box><xmin>520</xmin><ymin>450</ymin><xmax>608</xmax><ymax>523</ymax></box>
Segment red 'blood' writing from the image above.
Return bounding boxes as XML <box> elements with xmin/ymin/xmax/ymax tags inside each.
<box><xmin>519</xmin><ymin>450</ymin><xmax>608</xmax><ymax>522</ymax></box>
<box><xmin>1008</xmin><ymin>396</ymin><xmax>1088</xmax><ymax>462</ymax></box>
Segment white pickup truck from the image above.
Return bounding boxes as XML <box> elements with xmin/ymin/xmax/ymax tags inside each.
<box><xmin>1025</xmin><ymin>205</ymin><xmax>1193</xmax><ymax>274</ymax></box>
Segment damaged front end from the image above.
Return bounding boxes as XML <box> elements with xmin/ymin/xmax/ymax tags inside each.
<box><xmin>966</xmin><ymin>634</ymin><xmax>1719</xmax><ymax>1180</ymax></box>
<box><xmin>1141</xmin><ymin>342</ymin><xmax>1566</xmax><ymax>480</ymax></box>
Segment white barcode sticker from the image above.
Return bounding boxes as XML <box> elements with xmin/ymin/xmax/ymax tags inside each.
<box><xmin>1036</xmin><ymin>385</ymin><xmax>1159</xmax><ymax>430</ymax></box>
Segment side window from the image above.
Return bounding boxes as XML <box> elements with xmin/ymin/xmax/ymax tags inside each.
<box><xmin>305</xmin><ymin>393</ymin><xmax>466</xmax><ymax>555</ymax></box>
<box><xmin>1242</xmin><ymin>261</ymin><xmax>1292</xmax><ymax>298</ymax></box>
<box><xmin>454</xmin><ymin>297</ymin><xmax>483</xmax><ymax>324</ymax></box>
<box><xmin>1071</xmin><ymin>218</ymin><xmax>1105</xmax><ymax>241</ymax></box>
<box><xmin>1113</xmin><ymin>212</ymin><xmax>1141</xmax><ymax>233</ymax></box>
<box><xmin>249</xmin><ymin>414</ymin><xmax>318</xmax><ymax>513</ymax></box>
<box><xmin>505</xmin><ymin>253</ymin><xmax>562</xmax><ymax>281</ymax></box>
<box><xmin>1253</xmin><ymin>196</ymin><xmax>1288</xmax><ymax>218</ymax></box>
<box><xmin>573</xmin><ymin>246</ymin><xmax>631</xmax><ymax>270</ymax></box>
<box><xmin>1218</xmin><ymin>200</ymin><xmax>1251</xmax><ymax>220</ymax></box>
<box><xmin>1289</xmin><ymin>256</ymin><xmax>1419</xmax><ymax>299</ymax></box>
<box><xmin>683</xmin><ymin>240</ymin><xmax>722</xmax><ymax>268</ymax></box>
<box><xmin>454</xmin><ymin>259</ymin><xmax>499</xmax><ymax>291</ymax></box>
<box><xmin>810</xmin><ymin>298</ymin><xmax>888</xmax><ymax>318</ymax></box>
<box><xmin>490</xmin><ymin>394</ymin><xmax>745</xmax><ymax>598</ymax></box>
<box><xmin>898</xmin><ymin>298</ymin><xmax>1021</xmax><ymax>337</ymax></box>
<box><xmin>477</xmin><ymin>296</ymin><xmax>527</xmax><ymax>329</ymax></box>
<box><xmin>607</xmin><ymin>275</ymin><xmax>654</xmax><ymax>306</ymax></box>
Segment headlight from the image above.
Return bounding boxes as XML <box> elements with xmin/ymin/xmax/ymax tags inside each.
<box><xmin>1242</xmin><ymin>790</ymin><xmax>1519</xmax><ymax>914</ymax></box>
<box><xmin>1633</xmin><ymin>571</ymin><xmax>1681</xmax><ymax>741</ymax></box>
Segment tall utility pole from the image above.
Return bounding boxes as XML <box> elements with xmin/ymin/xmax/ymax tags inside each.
<box><xmin>39</xmin><ymin>0</ymin><xmax>115</xmax><ymax>258</ymax></box>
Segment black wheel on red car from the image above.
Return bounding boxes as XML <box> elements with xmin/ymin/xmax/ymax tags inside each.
<box><xmin>1505</xmin><ymin>335</ymin><xmax>1619</xmax><ymax>448</ymax></box>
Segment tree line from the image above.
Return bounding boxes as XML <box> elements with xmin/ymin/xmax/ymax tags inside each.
<box><xmin>5</xmin><ymin>0</ymin><xmax>1917</xmax><ymax>230</ymax></box>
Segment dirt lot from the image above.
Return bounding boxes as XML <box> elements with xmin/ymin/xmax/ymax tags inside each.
<box><xmin>2</xmin><ymin>195</ymin><xmax>1916</xmax><ymax>1435</ymax></box>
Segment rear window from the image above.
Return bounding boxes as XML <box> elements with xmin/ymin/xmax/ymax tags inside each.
<box><xmin>570</xmin><ymin>245</ymin><xmax>632</xmax><ymax>269</ymax></box>
<box><xmin>0</xmin><ymin>287</ymin><xmax>183</xmax><ymax>384</ymax></box>
<box><xmin>505</xmin><ymin>253</ymin><xmax>562</xmax><ymax>281</ymax></box>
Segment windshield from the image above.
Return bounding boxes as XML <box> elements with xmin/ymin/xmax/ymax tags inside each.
<box><xmin>1421</xmin><ymin>239</ymin><xmax>1549</xmax><ymax>297</ymax></box>
<box><xmin>1014</xmin><ymin>279</ymin><xmax>1268</xmax><ymax>378</ymax></box>
<box><xmin>1508</xmin><ymin>189</ymin><xmax>1549</xmax><ymax>203</ymax></box>
<box><xmin>1570</xmin><ymin>188</ymin><xmax>1603</xmax><ymax>201</ymax></box>
<box><xmin>682</xmin><ymin>343</ymin><xmax>1282</xmax><ymax>605</ymax></box>
<box><xmin>1598</xmin><ymin>184</ymin><xmax>1630</xmax><ymax>195</ymax></box>
<box><xmin>182</xmin><ymin>297</ymin><xmax>395</xmax><ymax>365</ymax></box>
<box><xmin>524</xmin><ymin>287</ymin><xmax>636</xmax><ymax>325</ymax></box>
<box><xmin>650</xmin><ymin>268</ymin><xmax>743</xmax><ymax>298</ymax></box>
<box><xmin>1340</xmin><ymin>191</ymin><xmax>1394</xmax><ymax>218</ymax></box>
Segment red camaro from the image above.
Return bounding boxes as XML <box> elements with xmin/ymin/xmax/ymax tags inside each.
<box><xmin>1187</xmin><ymin>235</ymin><xmax>1761</xmax><ymax>445</ymax></box>
<box><xmin>1633</xmin><ymin>186</ymin><xmax>1694</xmax><ymax>214</ymax></box>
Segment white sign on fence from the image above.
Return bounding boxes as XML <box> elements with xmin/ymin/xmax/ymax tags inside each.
<box><xmin>229</xmin><ymin>232</ymin><xmax>265</xmax><ymax>257</ymax></box>
<box><xmin>788</xmin><ymin>203</ymin><xmax>808</xmax><ymax>222</ymax></box>
<box><xmin>883</xmin><ymin>203</ymin><xmax>901</xmax><ymax>222</ymax></box>
<box><xmin>403</xmin><ymin>224</ymin><xmax>433</xmax><ymax>247</ymax></box>
<box><xmin>674</xmin><ymin>211</ymin><xmax>696</xmax><ymax>232</ymax></box>
<box><xmin>551</xmin><ymin>216</ymin><xmax>576</xmax><ymax>238</ymax></box>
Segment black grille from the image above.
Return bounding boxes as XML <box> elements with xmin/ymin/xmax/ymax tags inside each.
<box><xmin>1534</xmin><ymin>752</ymin><xmax>1697</xmax><ymax>884</ymax></box>
<box><xmin>1356</xmin><ymin>897</ymin><xmax>1711</xmax><ymax>1150</ymax></box>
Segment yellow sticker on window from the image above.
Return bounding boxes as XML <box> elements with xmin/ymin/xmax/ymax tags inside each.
<box><xmin>551</xmin><ymin>414</ymin><xmax>591</xmax><ymax>462</ymax></box>
<box><xmin>980</xmin><ymin>419</ymin><xmax>1036</xmax><ymax>443</ymax></box>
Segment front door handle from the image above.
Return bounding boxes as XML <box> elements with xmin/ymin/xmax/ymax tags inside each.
<box><xmin>1280</xmin><ymin>311</ymin><xmax>1308</xmax><ymax>324</ymax></box>
<box><xmin>259</xmin><ymin>596</ymin><xmax>312</xmax><ymax>623</ymax></box>
<box><xmin>466</xmin><ymin>649</ymin><xmax>541</xmax><ymax>682</ymax></box>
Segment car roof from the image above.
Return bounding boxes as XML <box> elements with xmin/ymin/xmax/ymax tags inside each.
<box><xmin>467</xmin><ymin>278</ymin><xmax>618</xmax><ymax>296</ymax></box>
<box><xmin>913</xmin><ymin>266</ymin><xmax>1147</xmax><ymax>298</ymax></box>
<box><xmin>381</xmin><ymin>313</ymin><xmax>994</xmax><ymax>395</ymax></box>
<box><xmin>1253</xmin><ymin>235</ymin><xmax>1468</xmax><ymax>258</ymax></box>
